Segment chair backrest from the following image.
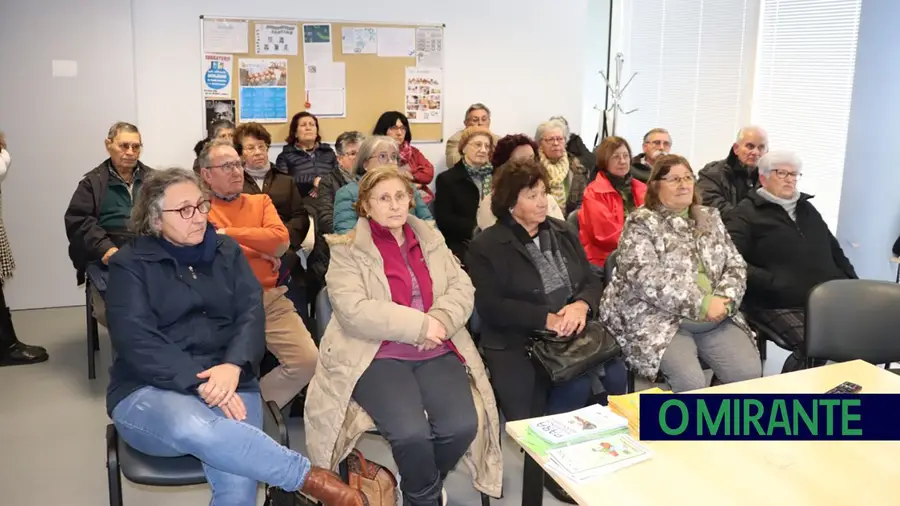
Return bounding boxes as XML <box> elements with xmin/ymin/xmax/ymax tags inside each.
<box><xmin>604</xmin><ymin>250</ymin><xmax>618</xmax><ymax>282</ymax></box>
<box><xmin>567</xmin><ymin>209</ymin><xmax>580</xmax><ymax>232</ymax></box>
<box><xmin>806</xmin><ymin>279</ymin><xmax>900</xmax><ymax>364</ymax></box>
<box><xmin>315</xmin><ymin>288</ymin><xmax>333</xmax><ymax>342</ymax></box>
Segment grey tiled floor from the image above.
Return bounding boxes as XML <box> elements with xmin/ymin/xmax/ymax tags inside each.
<box><xmin>0</xmin><ymin>306</ymin><xmax>792</xmax><ymax>506</ymax></box>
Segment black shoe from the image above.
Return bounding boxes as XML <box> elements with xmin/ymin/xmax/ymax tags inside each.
<box><xmin>544</xmin><ymin>478</ymin><xmax>577</xmax><ymax>504</ymax></box>
<box><xmin>0</xmin><ymin>342</ymin><xmax>49</xmax><ymax>366</ymax></box>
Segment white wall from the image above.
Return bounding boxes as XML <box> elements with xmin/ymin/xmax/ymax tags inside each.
<box><xmin>0</xmin><ymin>0</ymin><xmax>137</xmax><ymax>310</ymax></box>
<box><xmin>835</xmin><ymin>0</ymin><xmax>900</xmax><ymax>281</ymax></box>
<box><xmin>132</xmin><ymin>0</ymin><xmax>592</xmax><ymax>171</ymax></box>
<box><xmin>1</xmin><ymin>0</ymin><xmax>599</xmax><ymax>309</ymax></box>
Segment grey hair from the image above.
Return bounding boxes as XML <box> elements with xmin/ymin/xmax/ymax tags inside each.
<box><xmin>353</xmin><ymin>135</ymin><xmax>399</xmax><ymax>176</ymax></box>
<box><xmin>465</xmin><ymin>103</ymin><xmax>491</xmax><ymax>119</ymax></box>
<box><xmin>107</xmin><ymin>121</ymin><xmax>139</xmax><ymax>140</ymax></box>
<box><xmin>335</xmin><ymin>131</ymin><xmax>365</xmax><ymax>155</ymax></box>
<box><xmin>736</xmin><ymin>125</ymin><xmax>767</xmax><ymax>143</ymax></box>
<box><xmin>130</xmin><ymin>168</ymin><xmax>206</xmax><ymax>237</ymax></box>
<box><xmin>757</xmin><ymin>150</ymin><xmax>802</xmax><ymax>176</ymax></box>
<box><xmin>535</xmin><ymin>119</ymin><xmax>568</xmax><ymax>142</ymax></box>
<box><xmin>643</xmin><ymin>128</ymin><xmax>671</xmax><ymax>143</ymax></box>
<box><xmin>198</xmin><ymin>139</ymin><xmax>237</xmax><ymax>169</ymax></box>
<box><xmin>548</xmin><ymin>116</ymin><xmax>571</xmax><ymax>138</ymax></box>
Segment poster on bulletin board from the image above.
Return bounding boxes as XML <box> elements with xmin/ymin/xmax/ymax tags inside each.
<box><xmin>238</xmin><ymin>58</ymin><xmax>288</xmax><ymax>123</ymax></box>
<box><xmin>203</xmin><ymin>53</ymin><xmax>233</xmax><ymax>98</ymax></box>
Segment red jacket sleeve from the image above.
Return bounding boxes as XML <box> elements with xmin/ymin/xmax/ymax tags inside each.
<box><xmin>579</xmin><ymin>191</ymin><xmax>623</xmax><ymax>266</ymax></box>
<box><xmin>407</xmin><ymin>146</ymin><xmax>434</xmax><ymax>186</ymax></box>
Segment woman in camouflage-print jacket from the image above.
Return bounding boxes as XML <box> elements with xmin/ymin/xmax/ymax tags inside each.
<box><xmin>598</xmin><ymin>196</ymin><xmax>755</xmax><ymax>380</ymax></box>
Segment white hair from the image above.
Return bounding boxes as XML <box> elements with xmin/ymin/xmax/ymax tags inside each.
<box><xmin>758</xmin><ymin>150</ymin><xmax>802</xmax><ymax>176</ymax></box>
<box><xmin>736</xmin><ymin>125</ymin><xmax>768</xmax><ymax>143</ymax></box>
<box><xmin>536</xmin><ymin>119</ymin><xmax>568</xmax><ymax>142</ymax></box>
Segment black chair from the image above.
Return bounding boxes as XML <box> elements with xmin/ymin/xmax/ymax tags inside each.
<box><xmin>85</xmin><ymin>278</ymin><xmax>100</xmax><ymax>380</ymax></box>
<box><xmin>805</xmin><ymin>279</ymin><xmax>900</xmax><ymax>368</ymax></box>
<box><xmin>744</xmin><ymin>315</ymin><xmax>793</xmax><ymax>362</ymax></box>
<box><xmin>317</xmin><ymin>291</ymin><xmax>492</xmax><ymax>505</ymax></box>
<box><xmin>604</xmin><ymin>250</ymin><xmax>618</xmax><ymax>282</ymax></box>
<box><xmin>106</xmin><ymin>399</ymin><xmax>288</xmax><ymax>506</ymax></box>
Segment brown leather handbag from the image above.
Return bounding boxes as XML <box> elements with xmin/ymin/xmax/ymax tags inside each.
<box><xmin>346</xmin><ymin>449</ymin><xmax>399</xmax><ymax>506</ymax></box>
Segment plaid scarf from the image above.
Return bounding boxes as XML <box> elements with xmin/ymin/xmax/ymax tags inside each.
<box><xmin>464</xmin><ymin>161</ymin><xmax>494</xmax><ymax>197</ymax></box>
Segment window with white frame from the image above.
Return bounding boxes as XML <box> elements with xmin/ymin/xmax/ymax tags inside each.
<box><xmin>751</xmin><ymin>0</ymin><xmax>862</xmax><ymax>231</ymax></box>
<box><xmin>614</xmin><ymin>0</ymin><xmax>760</xmax><ymax>169</ymax></box>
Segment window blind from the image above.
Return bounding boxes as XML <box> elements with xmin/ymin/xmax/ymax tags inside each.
<box><xmin>751</xmin><ymin>0</ymin><xmax>862</xmax><ymax>231</ymax></box>
<box><xmin>616</xmin><ymin>0</ymin><xmax>759</xmax><ymax>169</ymax></box>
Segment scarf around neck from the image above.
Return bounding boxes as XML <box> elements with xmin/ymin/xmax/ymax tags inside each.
<box><xmin>157</xmin><ymin>223</ymin><xmax>218</xmax><ymax>266</ymax></box>
<box><xmin>757</xmin><ymin>187</ymin><xmax>800</xmax><ymax>221</ymax></box>
<box><xmin>539</xmin><ymin>152</ymin><xmax>570</xmax><ymax>212</ymax></box>
<box><xmin>244</xmin><ymin>165</ymin><xmax>271</xmax><ymax>179</ymax></box>
<box><xmin>464</xmin><ymin>159</ymin><xmax>494</xmax><ymax>197</ymax></box>
<box><xmin>502</xmin><ymin>214</ymin><xmax>572</xmax><ymax>312</ymax></box>
<box><xmin>602</xmin><ymin>169</ymin><xmax>636</xmax><ymax>213</ymax></box>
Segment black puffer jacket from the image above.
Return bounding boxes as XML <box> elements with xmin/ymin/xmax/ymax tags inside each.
<box><xmin>630</xmin><ymin>154</ymin><xmax>651</xmax><ymax>183</ymax></box>
<box><xmin>275</xmin><ymin>143</ymin><xmax>338</xmax><ymax>196</ymax></box>
<box><xmin>697</xmin><ymin>149</ymin><xmax>759</xmax><ymax>219</ymax></box>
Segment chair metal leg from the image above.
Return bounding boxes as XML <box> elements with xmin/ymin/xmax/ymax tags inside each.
<box><xmin>266</xmin><ymin>400</ymin><xmax>289</xmax><ymax>447</ymax></box>
<box><xmin>627</xmin><ymin>370</ymin><xmax>636</xmax><ymax>393</ymax></box>
<box><xmin>757</xmin><ymin>334</ymin><xmax>767</xmax><ymax>361</ymax></box>
<box><xmin>106</xmin><ymin>424</ymin><xmax>123</xmax><ymax>506</ymax></box>
<box><xmin>480</xmin><ymin>492</ymin><xmax>491</xmax><ymax>506</ymax></box>
<box><xmin>86</xmin><ymin>283</ymin><xmax>97</xmax><ymax>380</ymax></box>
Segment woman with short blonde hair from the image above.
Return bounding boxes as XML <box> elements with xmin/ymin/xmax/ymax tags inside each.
<box><xmin>306</xmin><ymin>165</ymin><xmax>503</xmax><ymax>505</ymax></box>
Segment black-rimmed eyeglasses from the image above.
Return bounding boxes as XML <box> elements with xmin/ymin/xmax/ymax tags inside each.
<box><xmin>163</xmin><ymin>200</ymin><xmax>212</xmax><ymax>219</ymax></box>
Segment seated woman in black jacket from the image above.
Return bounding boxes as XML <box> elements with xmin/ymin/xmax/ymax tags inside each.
<box><xmin>105</xmin><ymin>168</ymin><xmax>363</xmax><ymax>506</ymax></box>
<box><xmin>434</xmin><ymin>126</ymin><xmax>496</xmax><ymax>263</ymax></box>
<box><xmin>465</xmin><ymin>158</ymin><xmax>627</xmax><ymax>502</ymax></box>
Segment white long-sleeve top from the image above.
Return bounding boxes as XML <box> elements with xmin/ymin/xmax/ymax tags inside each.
<box><xmin>0</xmin><ymin>149</ymin><xmax>9</xmax><ymax>183</ymax></box>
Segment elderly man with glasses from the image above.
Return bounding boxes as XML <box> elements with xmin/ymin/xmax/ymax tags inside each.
<box><xmin>65</xmin><ymin>122</ymin><xmax>153</xmax><ymax>327</ymax></box>
<box><xmin>725</xmin><ymin>150</ymin><xmax>857</xmax><ymax>373</ymax></box>
<box><xmin>199</xmin><ymin>140</ymin><xmax>318</xmax><ymax>410</ymax></box>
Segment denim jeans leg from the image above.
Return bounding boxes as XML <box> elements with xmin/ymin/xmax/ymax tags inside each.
<box><xmin>111</xmin><ymin>386</ymin><xmax>310</xmax><ymax>503</ymax></box>
<box><xmin>545</xmin><ymin>374</ymin><xmax>593</xmax><ymax>415</ymax></box>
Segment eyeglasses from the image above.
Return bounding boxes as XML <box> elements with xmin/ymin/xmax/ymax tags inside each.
<box><xmin>648</xmin><ymin>139</ymin><xmax>672</xmax><ymax>148</ymax></box>
<box><xmin>242</xmin><ymin>143</ymin><xmax>269</xmax><ymax>154</ymax></box>
<box><xmin>370</xmin><ymin>191</ymin><xmax>410</xmax><ymax>207</ymax></box>
<box><xmin>369</xmin><ymin>152</ymin><xmax>400</xmax><ymax>164</ymax></box>
<box><xmin>543</xmin><ymin>136</ymin><xmax>566</xmax><ymax>144</ymax></box>
<box><xmin>468</xmin><ymin>142</ymin><xmax>491</xmax><ymax>152</ymax></box>
<box><xmin>660</xmin><ymin>175</ymin><xmax>696</xmax><ymax>186</ymax></box>
<box><xmin>163</xmin><ymin>200</ymin><xmax>212</xmax><ymax>219</ymax></box>
<box><xmin>116</xmin><ymin>142</ymin><xmax>143</xmax><ymax>152</ymax></box>
<box><xmin>207</xmin><ymin>160</ymin><xmax>243</xmax><ymax>172</ymax></box>
<box><xmin>388</xmin><ymin>125</ymin><xmax>407</xmax><ymax>133</ymax></box>
<box><xmin>341</xmin><ymin>150</ymin><xmax>359</xmax><ymax>158</ymax></box>
<box><xmin>772</xmin><ymin>169</ymin><xmax>802</xmax><ymax>180</ymax></box>
<box><xmin>609</xmin><ymin>153</ymin><xmax>630</xmax><ymax>161</ymax></box>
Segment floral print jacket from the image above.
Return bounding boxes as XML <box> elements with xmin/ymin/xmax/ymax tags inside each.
<box><xmin>599</xmin><ymin>205</ymin><xmax>754</xmax><ymax>378</ymax></box>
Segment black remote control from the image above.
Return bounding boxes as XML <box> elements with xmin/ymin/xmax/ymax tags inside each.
<box><xmin>825</xmin><ymin>381</ymin><xmax>862</xmax><ymax>394</ymax></box>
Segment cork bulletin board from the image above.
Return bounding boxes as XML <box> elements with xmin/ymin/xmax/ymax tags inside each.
<box><xmin>200</xmin><ymin>16</ymin><xmax>445</xmax><ymax>143</ymax></box>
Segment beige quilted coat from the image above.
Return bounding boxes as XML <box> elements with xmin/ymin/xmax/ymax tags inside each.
<box><xmin>303</xmin><ymin>216</ymin><xmax>503</xmax><ymax>498</ymax></box>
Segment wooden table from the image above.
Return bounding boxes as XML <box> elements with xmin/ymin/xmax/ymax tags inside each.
<box><xmin>506</xmin><ymin>360</ymin><xmax>900</xmax><ymax>506</ymax></box>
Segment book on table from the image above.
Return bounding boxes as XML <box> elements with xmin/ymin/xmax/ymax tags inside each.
<box><xmin>528</xmin><ymin>404</ymin><xmax>629</xmax><ymax>446</ymax></box>
<box><xmin>608</xmin><ymin>387</ymin><xmax>670</xmax><ymax>436</ymax></box>
<box><xmin>545</xmin><ymin>432</ymin><xmax>652</xmax><ymax>483</ymax></box>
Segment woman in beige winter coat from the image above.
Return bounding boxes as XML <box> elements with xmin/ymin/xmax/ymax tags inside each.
<box><xmin>599</xmin><ymin>155</ymin><xmax>761</xmax><ymax>392</ymax></box>
<box><xmin>304</xmin><ymin>166</ymin><xmax>503</xmax><ymax>506</ymax></box>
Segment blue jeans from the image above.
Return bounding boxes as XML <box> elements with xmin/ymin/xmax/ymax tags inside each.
<box><xmin>112</xmin><ymin>386</ymin><xmax>311</xmax><ymax>506</ymax></box>
<box><xmin>544</xmin><ymin>358</ymin><xmax>628</xmax><ymax>415</ymax></box>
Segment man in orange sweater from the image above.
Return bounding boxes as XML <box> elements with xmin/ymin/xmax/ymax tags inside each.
<box><xmin>199</xmin><ymin>140</ymin><xmax>317</xmax><ymax>409</ymax></box>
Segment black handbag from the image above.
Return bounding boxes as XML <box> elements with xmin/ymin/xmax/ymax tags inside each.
<box><xmin>527</xmin><ymin>320</ymin><xmax>621</xmax><ymax>384</ymax></box>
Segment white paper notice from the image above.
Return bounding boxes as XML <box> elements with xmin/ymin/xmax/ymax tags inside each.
<box><xmin>415</xmin><ymin>27</ymin><xmax>443</xmax><ymax>68</ymax></box>
<box><xmin>303</xmin><ymin>24</ymin><xmax>333</xmax><ymax>64</ymax></box>
<box><xmin>307</xmin><ymin>89</ymin><xmax>346</xmax><ymax>117</ymax></box>
<box><xmin>341</xmin><ymin>27</ymin><xmax>377</xmax><ymax>54</ymax></box>
<box><xmin>405</xmin><ymin>67</ymin><xmax>442</xmax><ymax>124</ymax></box>
<box><xmin>203</xmin><ymin>19</ymin><xmax>249</xmax><ymax>54</ymax></box>
<box><xmin>304</xmin><ymin>62</ymin><xmax>346</xmax><ymax>91</ymax></box>
<box><xmin>377</xmin><ymin>27</ymin><xmax>416</xmax><ymax>57</ymax></box>
<box><xmin>255</xmin><ymin>24</ymin><xmax>298</xmax><ymax>55</ymax></box>
<box><xmin>52</xmin><ymin>60</ymin><xmax>78</xmax><ymax>78</ymax></box>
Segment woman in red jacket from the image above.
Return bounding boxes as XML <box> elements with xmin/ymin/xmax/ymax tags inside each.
<box><xmin>579</xmin><ymin>136</ymin><xmax>647</xmax><ymax>268</ymax></box>
<box><xmin>373</xmin><ymin>111</ymin><xmax>435</xmax><ymax>204</ymax></box>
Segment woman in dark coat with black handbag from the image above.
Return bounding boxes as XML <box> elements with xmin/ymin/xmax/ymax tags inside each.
<box><xmin>466</xmin><ymin>158</ymin><xmax>627</xmax><ymax>502</ymax></box>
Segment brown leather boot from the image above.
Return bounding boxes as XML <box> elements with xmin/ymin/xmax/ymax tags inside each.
<box><xmin>300</xmin><ymin>467</ymin><xmax>368</xmax><ymax>506</ymax></box>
